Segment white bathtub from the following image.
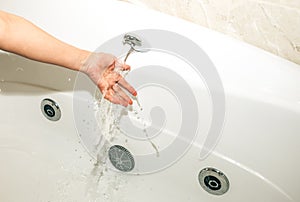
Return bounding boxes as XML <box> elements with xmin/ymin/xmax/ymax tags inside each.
<box><xmin>0</xmin><ymin>0</ymin><xmax>300</xmax><ymax>202</ymax></box>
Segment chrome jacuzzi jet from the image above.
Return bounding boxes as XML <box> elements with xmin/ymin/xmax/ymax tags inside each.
<box><xmin>108</xmin><ymin>145</ymin><xmax>135</xmax><ymax>172</ymax></box>
<box><xmin>41</xmin><ymin>98</ymin><xmax>61</xmax><ymax>121</ymax></box>
<box><xmin>198</xmin><ymin>167</ymin><xmax>230</xmax><ymax>195</ymax></box>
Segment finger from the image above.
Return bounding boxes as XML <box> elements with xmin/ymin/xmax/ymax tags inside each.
<box><xmin>104</xmin><ymin>89</ymin><xmax>128</xmax><ymax>107</ymax></box>
<box><xmin>117</xmin><ymin>77</ymin><xmax>137</xmax><ymax>96</ymax></box>
<box><xmin>107</xmin><ymin>60</ymin><xmax>116</xmax><ymax>71</ymax></box>
<box><xmin>98</xmin><ymin>82</ymin><xmax>109</xmax><ymax>95</ymax></box>
<box><xmin>113</xmin><ymin>84</ymin><xmax>133</xmax><ymax>105</ymax></box>
<box><xmin>122</xmin><ymin>63</ymin><xmax>131</xmax><ymax>71</ymax></box>
<box><xmin>114</xmin><ymin>61</ymin><xmax>131</xmax><ymax>72</ymax></box>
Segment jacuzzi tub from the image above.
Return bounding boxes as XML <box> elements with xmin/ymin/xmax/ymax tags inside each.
<box><xmin>0</xmin><ymin>0</ymin><xmax>300</xmax><ymax>202</ymax></box>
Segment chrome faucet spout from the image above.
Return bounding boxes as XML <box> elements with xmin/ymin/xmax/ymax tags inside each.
<box><xmin>122</xmin><ymin>33</ymin><xmax>149</xmax><ymax>62</ymax></box>
<box><xmin>123</xmin><ymin>33</ymin><xmax>142</xmax><ymax>48</ymax></box>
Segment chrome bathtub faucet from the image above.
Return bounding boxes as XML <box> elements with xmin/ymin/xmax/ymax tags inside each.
<box><xmin>122</xmin><ymin>33</ymin><xmax>148</xmax><ymax>62</ymax></box>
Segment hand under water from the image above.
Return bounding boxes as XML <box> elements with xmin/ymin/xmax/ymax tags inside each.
<box><xmin>81</xmin><ymin>52</ymin><xmax>137</xmax><ymax>107</ymax></box>
<box><xmin>0</xmin><ymin>11</ymin><xmax>136</xmax><ymax>107</ymax></box>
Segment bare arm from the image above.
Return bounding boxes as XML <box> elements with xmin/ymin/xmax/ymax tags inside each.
<box><xmin>0</xmin><ymin>10</ymin><xmax>136</xmax><ymax>106</ymax></box>
<box><xmin>0</xmin><ymin>10</ymin><xmax>88</xmax><ymax>70</ymax></box>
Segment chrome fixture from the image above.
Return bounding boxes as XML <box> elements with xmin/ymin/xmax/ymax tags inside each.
<box><xmin>41</xmin><ymin>98</ymin><xmax>61</xmax><ymax>121</ymax></box>
<box><xmin>108</xmin><ymin>145</ymin><xmax>135</xmax><ymax>172</ymax></box>
<box><xmin>122</xmin><ymin>33</ymin><xmax>148</xmax><ymax>62</ymax></box>
<box><xmin>198</xmin><ymin>167</ymin><xmax>230</xmax><ymax>195</ymax></box>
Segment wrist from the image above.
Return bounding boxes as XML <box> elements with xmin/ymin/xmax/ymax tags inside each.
<box><xmin>75</xmin><ymin>49</ymin><xmax>91</xmax><ymax>73</ymax></box>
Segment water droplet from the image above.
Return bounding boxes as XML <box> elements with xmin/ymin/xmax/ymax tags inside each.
<box><xmin>15</xmin><ymin>67</ymin><xmax>24</xmax><ymax>72</ymax></box>
<box><xmin>103</xmin><ymin>193</ymin><xmax>109</xmax><ymax>199</ymax></box>
<box><xmin>135</xmin><ymin>96</ymin><xmax>143</xmax><ymax>111</ymax></box>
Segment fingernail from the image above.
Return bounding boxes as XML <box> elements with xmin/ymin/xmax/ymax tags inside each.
<box><xmin>133</xmin><ymin>91</ymin><xmax>137</xmax><ymax>96</ymax></box>
<box><xmin>129</xmin><ymin>99</ymin><xmax>133</xmax><ymax>105</ymax></box>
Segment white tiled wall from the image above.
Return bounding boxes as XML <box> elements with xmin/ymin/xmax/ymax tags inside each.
<box><xmin>122</xmin><ymin>0</ymin><xmax>300</xmax><ymax>65</ymax></box>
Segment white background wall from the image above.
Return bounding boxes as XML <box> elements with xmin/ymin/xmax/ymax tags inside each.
<box><xmin>122</xmin><ymin>0</ymin><xmax>300</xmax><ymax>65</ymax></box>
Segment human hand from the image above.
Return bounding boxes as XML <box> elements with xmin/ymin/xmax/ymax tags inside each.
<box><xmin>81</xmin><ymin>52</ymin><xmax>137</xmax><ymax>107</ymax></box>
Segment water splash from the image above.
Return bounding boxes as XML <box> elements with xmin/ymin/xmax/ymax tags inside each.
<box><xmin>92</xmin><ymin>94</ymin><xmax>123</xmax><ymax>168</ymax></box>
<box><xmin>85</xmin><ymin>92</ymin><xmax>124</xmax><ymax>200</ymax></box>
<box><xmin>143</xmin><ymin>127</ymin><xmax>159</xmax><ymax>157</ymax></box>
<box><xmin>128</xmin><ymin>98</ymin><xmax>160</xmax><ymax>157</ymax></box>
<box><xmin>133</xmin><ymin>96</ymin><xmax>143</xmax><ymax>111</ymax></box>
<box><xmin>84</xmin><ymin>65</ymin><xmax>159</xmax><ymax>199</ymax></box>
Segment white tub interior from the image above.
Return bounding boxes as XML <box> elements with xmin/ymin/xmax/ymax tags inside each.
<box><xmin>0</xmin><ymin>0</ymin><xmax>300</xmax><ymax>202</ymax></box>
